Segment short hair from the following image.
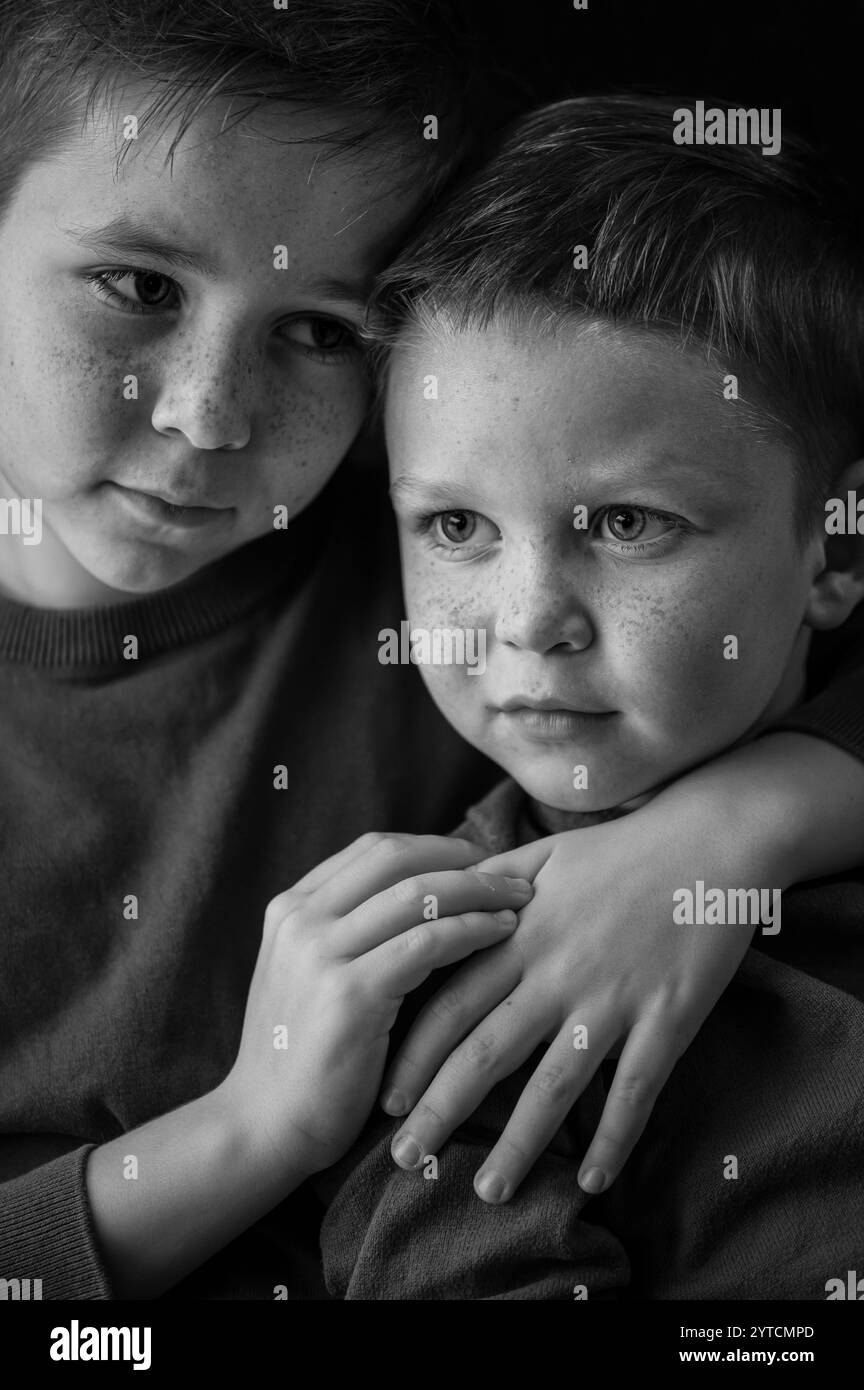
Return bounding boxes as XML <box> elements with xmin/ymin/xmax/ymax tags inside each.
<box><xmin>0</xmin><ymin>0</ymin><xmax>492</xmax><ymax>219</ymax></box>
<box><xmin>366</xmin><ymin>93</ymin><xmax>864</xmax><ymax>538</ymax></box>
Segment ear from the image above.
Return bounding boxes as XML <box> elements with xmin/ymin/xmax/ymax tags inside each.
<box><xmin>804</xmin><ymin>458</ymin><xmax>864</xmax><ymax>631</ymax></box>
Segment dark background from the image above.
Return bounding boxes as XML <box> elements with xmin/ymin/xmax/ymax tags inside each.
<box><xmin>456</xmin><ymin>0</ymin><xmax>864</xmax><ymax>213</ymax></box>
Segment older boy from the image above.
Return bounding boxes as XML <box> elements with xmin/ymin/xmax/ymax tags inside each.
<box><xmin>316</xmin><ymin>94</ymin><xmax>864</xmax><ymax>1299</ymax></box>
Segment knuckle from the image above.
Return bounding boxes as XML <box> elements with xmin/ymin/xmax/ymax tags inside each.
<box><xmin>427</xmin><ymin>985</ymin><xmax>466</xmax><ymax>1026</ymax></box>
<box><xmin>497</xmin><ymin>1134</ymin><xmax>530</xmax><ymax>1165</ymax></box>
<box><xmin>612</xmin><ymin>1072</ymin><xmax>657</xmax><ymax>1109</ymax></box>
<box><xmin>355</xmin><ymin>830</ymin><xmax>387</xmax><ymax>849</ymax></box>
<box><xmin>367</xmin><ymin>832</ymin><xmax>412</xmax><ymax>862</ymax></box>
<box><xmin>391</xmin><ymin>874</ymin><xmax>426</xmax><ymax>906</ymax></box>
<box><xmin>397</xmin><ymin>922</ymin><xmax>431</xmax><ymax>956</ymax></box>
<box><xmin>451</xmin><ymin>836</ymin><xmax>480</xmax><ymax>856</ymax></box>
<box><xmin>414</xmin><ymin>1100</ymin><xmax>447</xmax><ymax>1128</ymax></box>
<box><xmin>531</xmin><ymin>1063</ymin><xmax>572</xmax><ymax>1106</ymax></box>
<box><xmin>461</xmin><ymin>1032</ymin><xmax>498</xmax><ymax>1074</ymax></box>
<box><xmin>263</xmin><ymin>892</ymin><xmax>296</xmax><ymax>932</ymax></box>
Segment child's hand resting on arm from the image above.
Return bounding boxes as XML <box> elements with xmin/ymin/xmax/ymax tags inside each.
<box><xmin>379</xmin><ymin>731</ymin><xmax>864</xmax><ymax>1204</ymax></box>
<box><xmin>86</xmin><ymin>834</ymin><xmax>531</xmax><ymax>1297</ymax></box>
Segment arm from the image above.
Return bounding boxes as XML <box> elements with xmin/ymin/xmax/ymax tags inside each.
<box><xmin>5</xmin><ymin>835</ymin><xmax>528</xmax><ymax>1299</ymax></box>
<box><xmin>92</xmin><ymin>836</ymin><xmax>528</xmax><ymax>1298</ymax></box>
<box><xmin>378</xmin><ymin>724</ymin><xmax>864</xmax><ymax>1203</ymax></box>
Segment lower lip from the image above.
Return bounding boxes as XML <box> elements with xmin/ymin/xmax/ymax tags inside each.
<box><xmin>107</xmin><ymin>484</ymin><xmax>231</xmax><ymax>531</ymax></box>
<box><xmin>498</xmin><ymin>709</ymin><xmax>615</xmax><ymax>739</ymax></box>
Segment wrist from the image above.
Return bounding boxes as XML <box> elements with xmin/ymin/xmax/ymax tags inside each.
<box><xmin>210</xmin><ymin>1074</ymin><xmax>314</xmax><ymax>1193</ymax></box>
<box><xmin>646</xmin><ymin>739</ymin><xmax>799</xmax><ymax>889</ymax></box>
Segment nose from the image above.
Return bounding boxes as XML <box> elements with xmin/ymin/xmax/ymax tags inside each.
<box><xmin>151</xmin><ymin>324</ymin><xmax>254</xmax><ymax>451</ymax></box>
<box><xmin>493</xmin><ymin>542</ymin><xmax>594</xmax><ymax>654</ymax></box>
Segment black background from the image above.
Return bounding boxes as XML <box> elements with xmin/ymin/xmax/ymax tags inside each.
<box><xmin>457</xmin><ymin>0</ymin><xmax>864</xmax><ymax>213</ymax></box>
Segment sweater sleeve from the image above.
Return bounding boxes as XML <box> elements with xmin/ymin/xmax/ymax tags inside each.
<box><xmin>0</xmin><ymin>1145</ymin><xmax>112</xmax><ymax>1299</ymax></box>
<box><xmin>768</xmin><ymin>604</ymin><xmax>864</xmax><ymax>760</ymax></box>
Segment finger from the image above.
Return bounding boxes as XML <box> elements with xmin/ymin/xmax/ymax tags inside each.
<box><xmin>388</xmin><ymin>994</ymin><xmax>549</xmax><ymax>1170</ymax></box>
<box><xmin>289</xmin><ymin>832</ymin><xmax>402</xmax><ymax>895</ymax></box>
<box><xmin>358</xmin><ymin>909</ymin><xmax>520</xmax><ymax>999</ymax></box>
<box><xmin>577</xmin><ymin>1018</ymin><xmax>680</xmax><ymax>1195</ymax></box>
<box><xmin>379</xmin><ymin>949</ymin><xmax>522</xmax><ymax>1115</ymax></box>
<box><xmin>474</xmin><ymin>839</ymin><xmax>554</xmax><ymax>881</ymax></box>
<box><xmin>315</xmin><ymin>834</ymin><xmax>503</xmax><ymax>917</ymax></box>
<box><xmin>472</xmin><ymin>1015</ymin><xmax>619</xmax><ymax>1204</ymax></box>
<box><xmin>337</xmin><ymin>865</ymin><xmax>532</xmax><ymax>955</ymax></box>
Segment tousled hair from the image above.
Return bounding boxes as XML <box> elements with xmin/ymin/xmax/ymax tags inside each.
<box><xmin>366</xmin><ymin>94</ymin><xmax>864</xmax><ymax>537</ymax></box>
<box><xmin>0</xmin><ymin>0</ymin><xmax>492</xmax><ymax>217</ymax></box>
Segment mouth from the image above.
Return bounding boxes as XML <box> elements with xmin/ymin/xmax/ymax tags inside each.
<box><xmin>106</xmin><ymin>483</ymin><xmax>233</xmax><ymax>531</ymax></box>
<box><xmin>498</xmin><ymin>696</ymin><xmax>612</xmax><ymax>714</ymax></box>
<box><xmin>495</xmin><ymin>698</ymin><xmax>616</xmax><ymax>740</ymax></box>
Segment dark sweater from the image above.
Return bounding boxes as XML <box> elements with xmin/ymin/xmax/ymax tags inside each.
<box><xmin>318</xmin><ymin>777</ymin><xmax>864</xmax><ymax>1300</ymax></box>
<box><xmin>0</xmin><ymin>463</ymin><xmax>497</xmax><ymax>1300</ymax></box>
<box><xmin>1</xmin><ymin>463</ymin><xmax>863</xmax><ymax>1300</ymax></box>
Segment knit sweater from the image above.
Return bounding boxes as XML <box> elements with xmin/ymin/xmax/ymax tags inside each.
<box><xmin>1</xmin><ymin>464</ymin><xmax>863</xmax><ymax>1300</ymax></box>
<box><xmin>0</xmin><ymin>462</ymin><xmax>497</xmax><ymax>1300</ymax></box>
<box><xmin>318</xmin><ymin>776</ymin><xmax>864</xmax><ymax>1300</ymax></box>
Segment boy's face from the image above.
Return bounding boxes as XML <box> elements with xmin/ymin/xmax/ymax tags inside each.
<box><xmin>388</xmin><ymin>315</ymin><xmax>826</xmax><ymax>811</ymax></box>
<box><xmin>0</xmin><ymin>92</ymin><xmax>417</xmax><ymax>605</ymax></box>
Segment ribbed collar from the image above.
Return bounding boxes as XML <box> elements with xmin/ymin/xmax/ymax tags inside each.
<box><xmin>0</xmin><ymin>482</ymin><xmax>333</xmax><ymax>673</ymax></box>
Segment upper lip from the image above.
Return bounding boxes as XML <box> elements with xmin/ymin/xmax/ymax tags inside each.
<box><xmin>497</xmin><ymin>696</ymin><xmax>612</xmax><ymax>714</ymax></box>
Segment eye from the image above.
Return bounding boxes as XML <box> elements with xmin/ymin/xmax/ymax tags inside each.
<box><xmin>597</xmin><ymin>505</ymin><xmax>680</xmax><ymax>549</ymax></box>
<box><xmin>422</xmin><ymin>509</ymin><xmax>500</xmax><ymax>558</ymax></box>
<box><xmin>281</xmin><ymin>316</ymin><xmax>360</xmax><ymax>359</ymax></box>
<box><xmin>85</xmin><ymin>268</ymin><xmax>180</xmax><ymax>313</ymax></box>
<box><xmin>438</xmin><ymin>510</ymin><xmax>477</xmax><ymax>543</ymax></box>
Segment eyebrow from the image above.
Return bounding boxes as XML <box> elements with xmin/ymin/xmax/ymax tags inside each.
<box><xmin>305</xmin><ymin>274</ymin><xmax>374</xmax><ymax>312</ymax></box>
<box><xmin>63</xmin><ymin>217</ymin><xmax>373</xmax><ymax>310</ymax></box>
<box><xmin>588</xmin><ymin>451</ymin><xmax>752</xmax><ymax>505</ymax></box>
<box><xmin>390</xmin><ymin>477</ymin><xmax>482</xmax><ymax>510</ymax></box>
<box><xmin>63</xmin><ymin>217</ymin><xmax>220</xmax><ymax>279</ymax></box>
<box><xmin>391</xmin><ymin>452</ymin><xmax>751</xmax><ymax>511</ymax></box>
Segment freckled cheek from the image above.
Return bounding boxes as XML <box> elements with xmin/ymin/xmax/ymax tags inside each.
<box><xmin>402</xmin><ymin>553</ymin><xmax>489</xmax><ymax>631</ymax></box>
<box><xmin>8</xmin><ymin>328</ymin><xmax>140</xmax><ymax>495</ymax></box>
<box><xmin>259</xmin><ymin>374</ymin><xmax>369</xmax><ymax>501</ymax></box>
<box><xmin>611</xmin><ymin>593</ymin><xmax>775</xmax><ymax>734</ymax></box>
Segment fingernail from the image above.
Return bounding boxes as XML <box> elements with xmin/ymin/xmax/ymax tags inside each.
<box><xmin>476</xmin><ymin>1171</ymin><xmax>507</xmax><ymax>1203</ymax></box>
<box><xmin>380</xmin><ymin>1087</ymin><xmax>408</xmax><ymax>1115</ymax></box>
<box><xmin>393</xmin><ymin>1135</ymin><xmax>423</xmax><ymax>1168</ymax></box>
<box><xmin>579</xmin><ymin>1166</ymin><xmax>606</xmax><ymax>1194</ymax></box>
<box><xmin>504</xmin><ymin>877</ymin><xmax>533</xmax><ymax>894</ymax></box>
<box><xmin>494</xmin><ymin>909</ymin><xmax>517</xmax><ymax>927</ymax></box>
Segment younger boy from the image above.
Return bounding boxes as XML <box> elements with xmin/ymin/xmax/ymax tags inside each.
<box><xmin>315</xmin><ymin>94</ymin><xmax>864</xmax><ymax>1299</ymax></box>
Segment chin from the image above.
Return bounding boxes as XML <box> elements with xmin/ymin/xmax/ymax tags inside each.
<box><xmin>83</xmin><ymin>545</ymin><xmax>206</xmax><ymax>597</ymax></box>
<box><xmin>503</xmin><ymin>765</ymin><xmax>609</xmax><ymax>813</ymax></box>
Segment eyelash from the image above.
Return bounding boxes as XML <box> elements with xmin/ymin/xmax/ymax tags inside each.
<box><xmin>82</xmin><ymin>268</ymin><xmax>362</xmax><ymax>364</ymax></box>
<box><xmin>410</xmin><ymin>505</ymin><xmax>689</xmax><ymax>558</ymax></box>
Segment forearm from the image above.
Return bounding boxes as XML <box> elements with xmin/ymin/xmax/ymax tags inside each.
<box><xmin>652</xmin><ymin>731</ymin><xmax>864</xmax><ymax>887</ymax></box>
<box><xmin>86</xmin><ymin>1082</ymin><xmax>309</xmax><ymax>1299</ymax></box>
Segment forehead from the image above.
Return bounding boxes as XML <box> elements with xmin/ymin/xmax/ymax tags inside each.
<box><xmin>15</xmin><ymin>87</ymin><xmax>420</xmax><ymax>283</ymax></box>
<box><xmin>386</xmin><ymin>313</ymin><xmax>799</xmax><ymax>511</ymax></box>
<box><xmin>389</xmin><ymin>314</ymin><xmax>761</xmax><ymax>458</ymax></box>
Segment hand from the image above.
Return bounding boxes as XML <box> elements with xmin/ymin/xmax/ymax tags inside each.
<box><xmin>378</xmin><ymin>789</ymin><xmax>767</xmax><ymax>1203</ymax></box>
<box><xmin>221</xmin><ymin>831</ymin><xmax>533</xmax><ymax>1180</ymax></box>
